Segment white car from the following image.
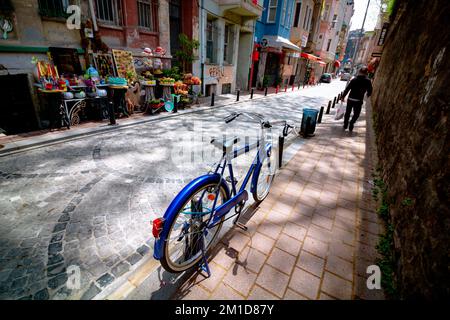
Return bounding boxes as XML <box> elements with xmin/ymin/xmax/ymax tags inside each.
<box><xmin>340</xmin><ymin>73</ymin><xmax>351</xmax><ymax>81</ymax></box>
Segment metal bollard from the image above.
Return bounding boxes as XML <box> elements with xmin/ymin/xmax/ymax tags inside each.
<box><xmin>276</xmin><ymin>86</ymin><xmax>279</xmax><ymax>94</ymax></box>
<box><xmin>284</xmin><ymin>86</ymin><xmax>287</xmax><ymax>92</ymax></box>
<box><xmin>318</xmin><ymin>106</ymin><xmax>324</xmax><ymax>124</ymax></box>
<box><xmin>211</xmin><ymin>93</ymin><xmax>215</xmax><ymax>106</ymax></box>
<box><xmin>265</xmin><ymin>87</ymin><xmax>268</xmax><ymax>96</ymax></box>
<box><xmin>332</xmin><ymin>97</ymin><xmax>336</xmax><ymax>108</ymax></box>
<box><xmin>173</xmin><ymin>97</ymin><xmax>178</xmax><ymax>113</ymax></box>
<box><xmin>292</xmin><ymin>84</ymin><xmax>295</xmax><ymax>91</ymax></box>
<box><xmin>326</xmin><ymin>101</ymin><xmax>331</xmax><ymax>114</ymax></box>
<box><xmin>250</xmin><ymin>88</ymin><xmax>254</xmax><ymax>99</ymax></box>
<box><xmin>278</xmin><ymin>135</ymin><xmax>284</xmax><ymax>168</ymax></box>
<box><xmin>337</xmin><ymin>93</ymin><xmax>341</xmax><ymax>101</ymax></box>
<box><xmin>236</xmin><ymin>89</ymin><xmax>240</xmax><ymax>101</ymax></box>
<box><xmin>108</xmin><ymin>102</ymin><xmax>116</xmax><ymax>125</ymax></box>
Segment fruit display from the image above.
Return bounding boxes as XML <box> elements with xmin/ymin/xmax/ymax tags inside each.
<box><xmin>160</xmin><ymin>77</ymin><xmax>175</xmax><ymax>85</ymax></box>
<box><xmin>174</xmin><ymin>81</ymin><xmax>189</xmax><ymax>95</ymax></box>
<box><xmin>183</xmin><ymin>73</ymin><xmax>201</xmax><ymax>85</ymax></box>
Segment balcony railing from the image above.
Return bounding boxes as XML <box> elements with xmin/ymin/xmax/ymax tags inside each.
<box><xmin>219</xmin><ymin>0</ymin><xmax>263</xmax><ymax>18</ymax></box>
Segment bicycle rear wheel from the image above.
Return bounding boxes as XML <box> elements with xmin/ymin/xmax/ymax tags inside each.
<box><xmin>161</xmin><ymin>182</ymin><xmax>229</xmax><ymax>273</ymax></box>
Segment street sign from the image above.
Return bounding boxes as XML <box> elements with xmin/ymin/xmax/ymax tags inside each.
<box><xmin>378</xmin><ymin>23</ymin><xmax>389</xmax><ymax>46</ymax></box>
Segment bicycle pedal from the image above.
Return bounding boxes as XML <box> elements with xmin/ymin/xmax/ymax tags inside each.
<box><xmin>225</xmin><ymin>176</ymin><xmax>238</xmax><ymax>184</ymax></box>
<box><xmin>234</xmin><ymin>221</ymin><xmax>248</xmax><ymax>231</ymax></box>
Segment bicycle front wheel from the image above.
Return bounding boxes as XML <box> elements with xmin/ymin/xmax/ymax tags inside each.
<box><xmin>161</xmin><ymin>182</ymin><xmax>229</xmax><ymax>273</ymax></box>
<box><xmin>252</xmin><ymin>151</ymin><xmax>277</xmax><ymax>202</ymax></box>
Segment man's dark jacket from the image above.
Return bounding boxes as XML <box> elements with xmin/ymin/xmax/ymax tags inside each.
<box><xmin>342</xmin><ymin>75</ymin><xmax>373</xmax><ymax>102</ymax></box>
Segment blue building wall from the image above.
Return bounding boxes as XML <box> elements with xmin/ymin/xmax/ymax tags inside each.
<box><xmin>255</xmin><ymin>0</ymin><xmax>296</xmax><ymax>43</ymax></box>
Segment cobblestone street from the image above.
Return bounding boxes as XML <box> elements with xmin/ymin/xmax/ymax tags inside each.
<box><xmin>0</xmin><ymin>82</ymin><xmax>342</xmax><ymax>300</ymax></box>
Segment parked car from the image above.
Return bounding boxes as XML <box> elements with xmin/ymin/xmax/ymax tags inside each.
<box><xmin>340</xmin><ymin>72</ymin><xmax>351</xmax><ymax>81</ymax></box>
<box><xmin>320</xmin><ymin>73</ymin><xmax>332</xmax><ymax>83</ymax></box>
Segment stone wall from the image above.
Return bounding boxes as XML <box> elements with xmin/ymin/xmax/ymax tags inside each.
<box><xmin>371</xmin><ymin>0</ymin><xmax>450</xmax><ymax>299</ymax></box>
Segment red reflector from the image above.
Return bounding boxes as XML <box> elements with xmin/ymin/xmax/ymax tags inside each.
<box><xmin>207</xmin><ymin>194</ymin><xmax>215</xmax><ymax>201</ymax></box>
<box><xmin>152</xmin><ymin>218</ymin><xmax>164</xmax><ymax>238</ymax></box>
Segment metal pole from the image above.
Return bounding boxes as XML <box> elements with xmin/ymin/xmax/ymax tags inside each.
<box><xmin>326</xmin><ymin>101</ymin><xmax>331</xmax><ymax>114</ymax></box>
<box><xmin>236</xmin><ymin>89</ymin><xmax>240</xmax><ymax>101</ymax></box>
<box><xmin>318</xmin><ymin>106</ymin><xmax>324</xmax><ymax>123</ymax></box>
<box><xmin>211</xmin><ymin>93</ymin><xmax>215</xmax><ymax>106</ymax></box>
<box><xmin>278</xmin><ymin>136</ymin><xmax>284</xmax><ymax>168</ymax></box>
<box><xmin>250</xmin><ymin>88</ymin><xmax>254</xmax><ymax>99</ymax></box>
<box><xmin>332</xmin><ymin>97</ymin><xmax>336</xmax><ymax>108</ymax></box>
<box><xmin>108</xmin><ymin>102</ymin><xmax>116</xmax><ymax>125</ymax></box>
<box><xmin>352</xmin><ymin>0</ymin><xmax>371</xmax><ymax>69</ymax></box>
<box><xmin>265</xmin><ymin>87</ymin><xmax>268</xmax><ymax>96</ymax></box>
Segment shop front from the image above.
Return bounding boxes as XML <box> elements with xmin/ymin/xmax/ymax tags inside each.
<box><xmin>254</xmin><ymin>35</ymin><xmax>301</xmax><ymax>89</ymax></box>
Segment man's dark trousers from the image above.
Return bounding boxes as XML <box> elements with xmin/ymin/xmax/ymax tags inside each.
<box><xmin>344</xmin><ymin>99</ymin><xmax>363</xmax><ymax>129</ymax></box>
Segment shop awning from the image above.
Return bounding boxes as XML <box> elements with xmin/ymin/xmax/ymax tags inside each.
<box><xmin>301</xmin><ymin>52</ymin><xmax>321</xmax><ymax>61</ymax></box>
<box><xmin>262</xmin><ymin>35</ymin><xmax>302</xmax><ymax>52</ymax></box>
<box><xmin>317</xmin><ymin>61</ymin><xmax>327</xmax><ymax>66</ymax></box>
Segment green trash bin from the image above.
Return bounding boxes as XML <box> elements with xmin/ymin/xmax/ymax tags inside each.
<box><xmin>301</xmin><ymin>108</ymin><xmax>319</xmax><ymax>137</ymax></box>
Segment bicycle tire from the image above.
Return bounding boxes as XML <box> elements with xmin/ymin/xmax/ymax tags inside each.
<box><xmin>252</xmin><ymin>150</ymin><xmax>276</xmax><ymax>202</ymax></box>
<box><xmin>160</xmin><ymin>182</ymin><xmax>229</xmax><ymax>273</ymax></box>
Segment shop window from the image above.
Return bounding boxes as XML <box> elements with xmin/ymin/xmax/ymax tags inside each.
<box><xmin>38</xmin><ymin>0</ymin><xmax>70</xmax><ymax>18</ymax></box>
<box><xmin>138</xmin><ymin>0</ymin><xmax>158</xmax><ymax>31</ymax></box>
<box><xmin>206</xmin><ymin>18</ymin><xmax>218</xmax><ymax>64</ymax></box>
<box><xmin>205</xmin><ymin>84</ymin><xmax>216</xmax><ymax>97</ymax></box>
<box><xmin>326</xmin><ymin>39</ymin><xmax>332</xmax><ymax>51</ymax></box>
<box><xmin>267</xmin><ymin>0</ymin><xmax>277</xmax><ymax>23</ymax></box>
<box><xmin>222</xmin><ymin>83</ymin><xmax>231</xmax><ymax>95</ymax></box>
<box><xmin>331</xmin><ymin>14</ymin><xmax>338</xmax><ymax>28</ymax></box>
<box><xmin>96</xmin><ymin>0</ymin><xmax>122</xmax><ymax>26</ymax></box>
<box><xmin>223</xmin><ymin>24</ymin><xmax>234</xmax><ymax>65</ymax></box>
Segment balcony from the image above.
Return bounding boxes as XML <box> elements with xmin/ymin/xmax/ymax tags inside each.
<box><xmin>219</xmin><ymin>0</ymin><xmax>263</xmax><ymax>18</ymax></box>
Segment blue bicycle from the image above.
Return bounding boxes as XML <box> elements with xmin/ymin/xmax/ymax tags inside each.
<box><xmin>152</xmin><ymin>112</ymin><xmax>286</xmax><ymax>275</ymax></box>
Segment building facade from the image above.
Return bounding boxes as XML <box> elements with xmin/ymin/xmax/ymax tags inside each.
<box><xmin>252</xmin><ymin>0</ymin><xmax>301</xmax><ymax>89</ymax></box>
<box><xmin>195</xmin><ymin>0</ymin><xmax>263</xmax><ymax>96</ymax></box>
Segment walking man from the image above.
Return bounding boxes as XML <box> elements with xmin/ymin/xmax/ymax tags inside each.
<box><xmin>341</xmin><ymin>66</ymin><xmax>373</xmax><ymax>132</ymax></box>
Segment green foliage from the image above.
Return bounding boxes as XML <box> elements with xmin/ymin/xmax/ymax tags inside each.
<box><xmin>401</xmin><ymin>198</ymin><xmax>413</xmax><ymax>207</ymax></box>
<box><xmin>162</xmin><ymin>66</ymin><xmax>182</xmax><ymax>81</ymax></box>
<box><xmin>175</xmin><ymin>34</ymin><xmax>200</xmax><ymax>73</ymax></box>
<box><xmin>371</xmin><ymin>170</ymin><xmax>399</xmax><ymax>299</ymax></box>
<box><xmin>387</xmin><ymin>0</ymin><xmax>397</xmax><ymax>16</ymax></box>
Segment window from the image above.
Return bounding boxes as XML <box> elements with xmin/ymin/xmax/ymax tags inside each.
<box><xmin>138</xmin><ymin>0</ymin><xmax>157</xmax><ymax>31</ymax></box>
<box><xmin>293</xmin><ymin>2</ymin><xmax>301</xmax><ymax>27</ymax></box>
<box><xmin>331</xmin><ymin>14</ymin><xmax>337</xmax><ymax>28</ymax></box>
<box><xmin>96</xmin><ymin>0</ymin><xmax>122</xmax><ymax>26</ymax></box>
<box><xmin>281</xmin><ymin>0</ymin><xmax>287</xmax><ymax>26</ymax></box>
<box><xmin>38</xmin><ymin>0</ymin><xmax>69</xmax><ymax>18</ymax></box>
<box><xmin>223</xmin><ymin>25</ymin><xmax>234</xmax><ymax>64</ymax></box>
<box><xmin>267</xmin><ymin>0</ymin><xmax>278</xmax><ymax>23</ymax></box>
<box><xmin>222</xmin><ymin>83</ymin><xmax>231</xmax><ymax>94</ymax></box>
<box><xmin>302</xmin><ymin>5</ymin><xmax>309</xmax><ymax>29</ymax></box>
<box><xmin>206</xmin><ymin>19</ymin><xmax>218</xmax><ymax>64</ymax></box>
<box><xmin>323</xmin><ymin>4</ymin><xmax>330</xmax><ymax>20</ymax></box>
<box><xmin>326</xmin><ymin>39</ymin><xmax>332</xmax><ymax>51</ymax></box>
<box><xmin>286</xmin><ymin>1</ymin><xmax>294</xmax><ymax>26</ymax></box>
<box><xmin>307</xmin><ymin>7</ymin><xmax>313</xmax><ymax>30</ymax></box>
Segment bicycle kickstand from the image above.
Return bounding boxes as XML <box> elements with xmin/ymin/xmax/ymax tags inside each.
<box><xmin>198</xmin><ymin>248</ymin><xmax>211</xmax><ymax>278</ymax></box>
<box><xmin>199</xmin><ymin>240</ymin><xmax>211</xmax><ymax>278</ymax></box>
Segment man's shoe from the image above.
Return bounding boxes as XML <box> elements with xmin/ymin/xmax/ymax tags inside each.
<box><xmin>349</xmin><ymin>124</ymin><xmax>354</xmax><ymax>132</ymax></box>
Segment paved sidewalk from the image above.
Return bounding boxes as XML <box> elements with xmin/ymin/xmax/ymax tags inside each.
<box><xmin>172</xmin><ymin>101</ymin><xmax>385</xmax><ymax>300</ymax></box>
